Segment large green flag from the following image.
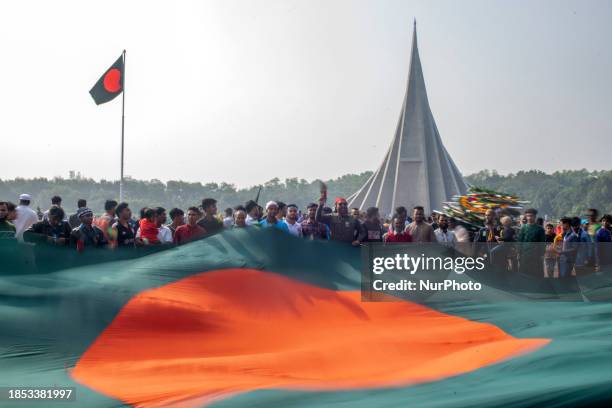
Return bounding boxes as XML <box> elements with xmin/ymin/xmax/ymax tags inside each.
<box><xmin>1</xmin><ymin>229</ymin><xmax>611</xmax><ymax>407</ymax></box>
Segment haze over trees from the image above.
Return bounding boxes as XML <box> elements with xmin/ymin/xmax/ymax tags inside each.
<box><xmin>1</xmin><ymin>169</ymin><xmax>609</xmax><ymax>219</ymax></box>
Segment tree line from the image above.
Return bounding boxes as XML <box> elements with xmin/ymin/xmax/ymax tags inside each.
<box><xmin>0</xmin><ymin>169</ymin><xmax>609</xmax><ymax>218</ymax></box>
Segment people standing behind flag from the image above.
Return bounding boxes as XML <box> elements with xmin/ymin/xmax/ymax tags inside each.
<box><xmin>260</xmin><ymin>202</ymin><xmax>290</xmax><ymax>232</ymax></box>
<box><xmin>301</xmin><ymin>203</ymin><xmax>328</xmax><ymax>240</ymax></box>
<box><xmin>13</xmin><ymin>194</ymin><xmax>39</xmax><ymax>241</ymax></box>
<box><xmin>492</xmin><ymin>215</ymin><xmax>518</xmax><ymax>273</ymax></box>
<box><xmin>498</xmin><ymin>216</ymin><xmax>517</xmax><ymax>243</ymax></box>
<box><xmin>283</xmin><ymin>204</ymin><xmax>303</xmax><ymax>237</ymax></box>
<box><xmin>138</xmin><ymin>208</ymin><xmax>160</xmax><ymax>245</ymax></box>
<box><xmin>68</xmin><ymin>199</ymin><xmax>88</xmax><ymax>228</ymax></box>
<box><xmin>405</xmin><ymin>206</ymin><xmax>436</xmax><ymax>243</ymax></box>
<box><xmin>383</xmin><ymin>217</ymin><xmax>413</xmax><ymax>243</ymax></box>
<box><xmin>154</xmin><ymin>207</ymin><xmax>173</xmax><ymax>244</ymax></box>
<box><xmin>472</xmin><ymin>209</ymin><xmax>501</xmax><ymax>259</ymax></box>
<box><xmin>24</xmin><ymin>205</ymin><xmax>72</xmax><ymax>246</ymax></box>
<box><xmin>94</xmin><ymin>200</ymin><xmax>118</xmax><ymax>243</ymax></box>
<box><xmin>571</xmin><ymin>216</ymin><xmax>593</xmax><ymax>276</ymax></box>
<box><xmin>361</xmin><ymin>207</ymin><xmax>384</xmax><ymax>243</ymax></box>
<box><xmin>586</xmin><ymin>209</ymin><xmax>601</xmax><ymax>242</ymax></box>
<box><xmin>223</xmin><ymin>208</ymin><xmax>234</xmax><ymax>229</ymax></box>
<box><xmin>174</xmin><ymin>207</ymin><xmax>206</xmax><ymax>245</ymax></box>
<box><xmin>474</xmin><ymin>209</ymin><xmax>501</xmax><ymax>244</ymax></box>
<box><xmin>434</xmin><ymin>214</ymin><xmax>456</xmax><ymax>248</ymax></box>
<box><xmin>167</xmin><ymin>208</ymin><xmax>185</xmax><ymax>238</ymax></box>
<box><xmin>387</xmin><ymin>206</ymin><xmax>410</xmax><ymax>234</ymax></box>
<box><xmin>245</xmin><ymin>200</ymin><xmax>260</xmax><ymax>226</ymax></box>
<box><xmin>276</xmin><ymin>201</ymin><xmax>288</xmax><ymax>222</ymax></box>
<box><xmin>315</xmin><ymin>197</ymin><xmax>362</xmax><ymax>246</ymax></box>
<box><xmin>596</xmin><ymin>214</ymin><xmax>612</xmax><ymax>269</ymax></box>
<box><xmin>544</xmin><ymin>223</ymin><xmax>558</xmax><ymax>278</ymax></box>
<box><xmin>233</xmin><ymin>209</ymin><xmax>247</xmax><ymax>228</ymax></box>
<box><xmin>71</xmin><ymin>208</ymin><xmax>106</xmax><ymax>250</ymax></box>
<box><xmin>42</xmin><ymin>196</ymin><xmax>64</xmax><ymax>222</ymax></box>
<box><xmin>517</xmin><ymin>208</ymin><xmax>546</xmax><ymax>277</ymax></box>
<box><xmin>0</xmin><ymin>201</ymin><xmax>17</xmax><ymax>240</ymax></box>
<box><xmin>429</xmin><ymin>212</ymin><xmax>439</xmax><ymax>231</ymax></box>
<box><xmin>111</xmin><ymin>202</ymin><xmax>136</xmax><ymax>248</ymax></box>
<box><xmin>556</xmin><ymin>217</ymin><xmax>579</xmax><ymax>278</ymax></box>
<box><xmin>198</xmin><ymin>198</ymin><xmax>223</xmax><ymax>236</ymax></box>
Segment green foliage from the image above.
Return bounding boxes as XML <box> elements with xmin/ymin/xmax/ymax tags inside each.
<box><xmin>1</xmin><ymin>169</ymin><xmax>609</xmax><ymax>218</ymax></box>
<box><xmin>465</xmin><ymin>169</ymin><xmax>612</xmax><ymax>218</ymax></box>
<box><xmin>0</xmin><ymin>173</ymin><xmax>373</xmax><ymax>215</ymax></box>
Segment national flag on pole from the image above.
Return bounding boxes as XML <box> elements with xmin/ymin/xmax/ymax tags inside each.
<box><xmin>89</xmin><ymin>53</ymin><xmax>124</xmax><ymax>105</ymax></box>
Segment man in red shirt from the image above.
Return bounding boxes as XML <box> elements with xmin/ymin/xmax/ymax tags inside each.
<box><xmin>383</xmin><ymin>217</ymin><xmax>413</xmax><ymax>243</ymax></box>
<box><xmin>174</xmin><ymin>207</ymin><xmax>206</xmax><ymax>245</ymax></box>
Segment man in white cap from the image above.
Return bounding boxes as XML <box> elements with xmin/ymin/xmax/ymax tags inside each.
<box><xmin>259</xmin><ymin>201</ymin><xmax>289</xmax><ymax>233</ymax></box>
<box><xmin>13</xmin><ymin>194</ymin><xmax>39</xmax><ymax>241</ymax></box>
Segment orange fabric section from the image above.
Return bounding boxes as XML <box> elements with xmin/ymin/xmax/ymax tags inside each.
<box><xmin>72</xmin><ymin>269</ymin><xmax>549</xmax><ymax>407</ymax></box>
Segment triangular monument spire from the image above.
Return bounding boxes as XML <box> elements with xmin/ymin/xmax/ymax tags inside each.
<box><xmin>348</xmin><ymin>22</ymin><xmax>467</xmax><ymax>215</ymax></box>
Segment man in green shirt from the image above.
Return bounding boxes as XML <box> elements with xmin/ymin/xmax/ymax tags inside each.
<box><xmin>586</xmin><ymin>208</ymin><xmax>601</xmax><ymax>242</ymax></box>
<box><xmin>0</xmin><ymin>201</ymin><xmax>17</xmax><ymax>240</ymax></box>
<box><xmin>518</xmin><ymin>208</ymin><xmax>546</xmax><ymax>277</ymax></box>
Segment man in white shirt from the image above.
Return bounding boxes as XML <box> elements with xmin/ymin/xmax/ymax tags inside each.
<box><xmin>13</xmin><ymin>194</ymin><xmax>39</xmax><ymax>241</ymax></box>
<box><xmin>223</xmin><ymin>207</ymin><xmax>234</xmax><ymax>228</ymax></box>
<box><xmin>434</xmin><ymin>214</ymin><xmax>456</xmax><ymax>248</ymax></box>
<box><xmin>283</xmin><ymin>204</ymin><xmax>303</xmax><ymax>237</ymax></box>
<box><xmin>136</xmin><ymin>207</ymin><xmax>173</xmax><ymax>244</ymax></box>
<box><xmin>245</xmin><ymin>200</ymin><xmax>260</xmax><ymax>226</ymax></box>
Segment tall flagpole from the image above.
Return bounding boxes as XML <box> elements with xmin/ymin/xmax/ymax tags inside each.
<box><xmin>120</xmin><ymin>49</ymin><xmax>126</xmax><ymax>202</ymax></box>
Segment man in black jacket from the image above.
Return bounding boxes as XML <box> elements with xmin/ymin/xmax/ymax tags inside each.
<box><xmin>24</xmin><ymin>205</ymin><xmax>72</xmax><ymax>246</ymax></box>
<box><xmin>315</xmin><ymin>196</ymin><xmax>362</xmax><ymax>246</ymax></box>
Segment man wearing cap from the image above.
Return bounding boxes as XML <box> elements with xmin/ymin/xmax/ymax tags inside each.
<box><xmin>518</xmin><ymin>208</ymin><xmax>546</xmax><ymax>277</ymax></box>
<box><xmin>283</xmin><ymin>204</ymin><xmax>302</xmax><ymax>237</ymax></box>
<box><xmin>24</xmin><ymin>205</ymin><xmax>72</xmax><ymax>246</ymax></box>
<box><xmin>70</xmin><ymin>208</ymin><xmax>107</xmax><ymax>249</ymax></box>
<box><xmin>315</xmin><ymin>196</ymin><xmax>362</xmax><ymax>246</ymax></box>
<box><xmin>260</xmin><ymin>201</ymin><xmax>289</xmax><ymax>232</ymax></box>
<box><xmin>68</xmin><ymin>199</ymin><xmax>88</xmax><ymax>229</ymax></box>
<box><xmin>13</xmin><ymin>194</ymin><xmax>39</xmax><ymax>241</ymax></box>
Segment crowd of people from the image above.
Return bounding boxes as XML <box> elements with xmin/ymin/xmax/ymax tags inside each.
<box><xmin>0</xmin><ymin>193</ymin><xmax>610</xmax><ymax>278</ymax></box>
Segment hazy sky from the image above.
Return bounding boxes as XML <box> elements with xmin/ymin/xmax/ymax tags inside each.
<box><xmin>2</xmin><ymin>0</ymin><xmax>611</xmax><ymax>187</ymax></box>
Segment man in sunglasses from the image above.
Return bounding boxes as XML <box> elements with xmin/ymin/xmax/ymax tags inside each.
<box><xmin>316</xmin><ymin>196</ymin><xmax>363</xmax><ymax>246</ymax></box>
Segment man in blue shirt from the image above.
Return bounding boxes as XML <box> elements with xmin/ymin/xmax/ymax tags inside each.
<box><xmin>557</xmin><ymin>217</ymin><xmax>579</xmax><ymax>279</ymax></box>
<box><xmin>596</xmin><ymin>214</ymin><xmax>612</xmax><ymax>269</ymax></box>
<box><xmin>259</xmin><ymin>201</ymin><xmax>289</xmax><ymax>233</ymax></box>
<box><xmin>572</xmin><ymin>217</ymin><xmax>593</xmax><ymax>276</ymax></box>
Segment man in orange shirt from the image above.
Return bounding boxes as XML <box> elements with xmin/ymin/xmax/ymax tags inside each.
<box><xmin>94</xmin><ymin>200</ymin><xmax>117</xmax><ymax>245</ymax></box>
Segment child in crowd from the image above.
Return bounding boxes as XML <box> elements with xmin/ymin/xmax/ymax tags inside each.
<box><xmin>138</xmin><ymin>208</ymin><xmax>159</xmax><ymax>245</ymax></box>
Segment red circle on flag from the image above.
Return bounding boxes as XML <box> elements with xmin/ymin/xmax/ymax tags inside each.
<box><xmin>103</xmin><ymin>68</ymin><xmax>122</xmax><ymax>93</ymax></box>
